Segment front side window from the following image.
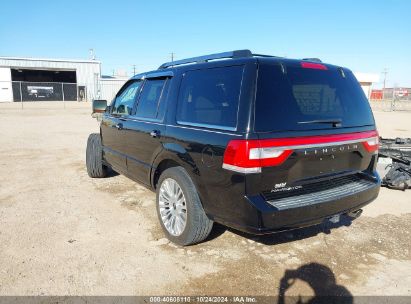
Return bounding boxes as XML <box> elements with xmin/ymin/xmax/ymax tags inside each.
<box><xmin>135</xmin><ymin>78</ymin><xmax>166</xmax><ymax>119</ymax></box>
<box><xmin>111</xmin><ymin>81</ymin><xmax>141</xmax><ymax>115</ymax></box>
<box><xmin>176</xmin><ymin>65</ymin><xmax>244</xmax><ymax>129</ymax></box>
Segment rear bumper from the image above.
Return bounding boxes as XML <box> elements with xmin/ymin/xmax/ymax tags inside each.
<box><xmin>215</xmin><ymin>173</ymin><xmax>380</xmax><ymax>235</ymax></box>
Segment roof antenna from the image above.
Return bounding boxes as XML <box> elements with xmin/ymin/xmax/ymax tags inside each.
<box><xmin>89</xmin><ymin>48</ymin><xmax>96</xmax><ymax>60</ymax></box>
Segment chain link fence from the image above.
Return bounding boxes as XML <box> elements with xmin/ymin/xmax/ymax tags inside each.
<box><xmin>0</xmin><ymin>80</ymin><xmax>126</xmax><ymax>106</ymax></box>
<box><xmin>369</xmin><ymin>99</ymin><xmax>411</xmax><ymax>112</ymax></box>
<box><xmin>381</xmin><ymin>88</ymin><xmax>411</xmax><ymax>101</ymax></box>
<box><xmin>369</xmin><ymin>88</ymin><xmax>411</xmax><ymax>111</ymax></box>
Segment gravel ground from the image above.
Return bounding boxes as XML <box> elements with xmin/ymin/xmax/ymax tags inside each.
<box><xmin>0</xmin><ymin>102</ymin><xmax>410</xmax><ymax>297</ymax></box>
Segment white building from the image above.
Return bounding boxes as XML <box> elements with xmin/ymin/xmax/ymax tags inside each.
<box><xmin>99</xmin><ymin>75</ymin><xmax>129</xmax><ymax>102</ymax></box>
<box><xmin>0</xmin><ymin>56</ymin><xmax>101</xmax><ymax>102</ymax></box>
<box><xmin>354</xmin><ymin>72</ymin><xmax>380</xmax><ymax>99</ymax></box>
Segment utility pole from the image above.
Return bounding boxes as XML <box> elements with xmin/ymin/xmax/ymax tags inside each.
<box><xmin>170</xmin><ymin>52</ymin><xmax>175</xmax><ymax>62</ymax></box>
<box><xmin>382</xmin><ymin>68</ymin><xmax>388</xmax><ymax>90</ymax></box>
<box><xmin>132</xmin><ymin>65</ymin><xmax>137</xmax><ymax>75</ymax></box>
<box><xmin>382</xmin><ymin>68</ymin><xmax>389</xmax><ymax>102</ymax></box>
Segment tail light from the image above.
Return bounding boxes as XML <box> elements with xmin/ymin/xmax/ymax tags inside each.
<box><xmin>362</xmin><ymin>135</ymin><xmax>379</xmax><ymax>153</ymax></box>
<box><xmin>222</xmin><ymin>140</ymin><xmax>292</xmax><ymax>173</ymax></box>
<box><xmin>222</xmin><ymin>130</ymin><xmax>379</xmax><ymax>174</ymax></box>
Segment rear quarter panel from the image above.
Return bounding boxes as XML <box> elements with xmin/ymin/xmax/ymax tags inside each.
<box><xmin>155</xmin><ymin>62</ymin><xmax>260</xmax><ymax>225</ymax></box>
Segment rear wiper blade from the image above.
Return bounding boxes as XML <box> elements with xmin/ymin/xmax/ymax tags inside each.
<box><xmin>298</xmin><ymin>119</ymin><xmax>342</xmax><ymax>127</ymax></box>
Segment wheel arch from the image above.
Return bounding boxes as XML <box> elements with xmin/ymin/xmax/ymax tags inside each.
<box><xmin>152</xmin><ymin>158</ymin><xmax>181</xmax><ymax>189</ymax></box>
<box><xmin>151</xmin><ymin>143</ymin><xmax>212</xmax><ymax>215</ymax></box>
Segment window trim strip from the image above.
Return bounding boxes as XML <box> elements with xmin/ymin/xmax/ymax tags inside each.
<box><xmin>176</xmin><ymin>120</ymin><xmax>237</xmax><ymax>132</ymax></box>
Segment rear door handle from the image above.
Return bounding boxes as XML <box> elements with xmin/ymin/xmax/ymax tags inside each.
<box><xmin>115</xmin><ymin>123</ymin><xmax>123</xmax><ymax>130</ymax></box>
<box><xmin>150</xmin><ymin>130</ymin><xmax>160</xmax><ymax>138</ymax></box>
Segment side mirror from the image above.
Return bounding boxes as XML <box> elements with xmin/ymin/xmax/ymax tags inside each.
<box><xmin>92</xmin><ymin>99</ymin><xmax>108</xmax><ymax>114</ymax></box>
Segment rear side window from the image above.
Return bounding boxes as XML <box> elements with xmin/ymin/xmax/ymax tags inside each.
<box><xmin>254</xmin><ymin>63</ymin><xmax>375</xmax><ymax>132</ymax></box>
<box><xmin>176</xmin><ymin>65</ymin><xmax>244</xmax><ymax>129</ymax></box>
<box><xmin>135</xmin><ymin>78</ymin><xmax>166</xmax><ymax>119</ymax></box>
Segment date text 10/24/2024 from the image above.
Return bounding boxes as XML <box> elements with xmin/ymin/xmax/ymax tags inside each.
<box><xmin>149</xmin><ymin>296</ymin><xmax>257</xmax><ymax>303</ymax></box>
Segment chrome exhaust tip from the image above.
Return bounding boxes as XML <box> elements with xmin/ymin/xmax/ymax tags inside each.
<box><xmin>347</xmin><ymin>209</ymin><xmax>363</xmax><ymax>219</ymax></box>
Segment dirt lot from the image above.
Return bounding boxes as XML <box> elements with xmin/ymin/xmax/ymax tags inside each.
<box><xmin>0</xmin><ymin>102</ymin><xmax>410</xmax><ymax>297</ymax></box>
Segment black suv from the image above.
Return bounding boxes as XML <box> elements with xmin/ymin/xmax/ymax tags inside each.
<box><xmin>86</xmin><ymin>50</ymin><xmax>380</xmax><ymax>245</ymax></box>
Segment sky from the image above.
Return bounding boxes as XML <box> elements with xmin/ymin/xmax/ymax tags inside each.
<box><xmin>1</xmin><ymin>0</ymin><xmax>410</xmax><ymax>87</ymax></box>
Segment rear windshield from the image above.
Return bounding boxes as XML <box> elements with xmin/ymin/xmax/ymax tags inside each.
<box><xmin>254</xmin><ymin>63</ymin><xmax>375</xmax><ymax>132</ymax></box>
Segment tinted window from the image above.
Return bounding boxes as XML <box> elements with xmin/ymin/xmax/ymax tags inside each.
<box><xmin>135</xmin><ymin>79</ymin><xmax>166</xmax><ymax>119</ymax></box>
<box><xmin>112</xmin><ymin>81</ymin><xmax>141</xmax><ymax>115</ymax></box>
<box><xmin>176</xmin><ymin>66</ymin><xmax>244</xmax><ymax>129</ymax></box>
<box><xmin>254</xmin><ymin>64</ymin><xmax>375</xmax><ymax>132</ymax></box>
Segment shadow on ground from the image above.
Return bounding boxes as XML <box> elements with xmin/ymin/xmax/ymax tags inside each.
<box><xmin>106</xmin><ymin>168</ymin><xmax>119</xmax><ymax>177</ymax></box>
<box><xmin>277</xmin><ymin>262</ymin><xmax>353</xmax><ymax>304</ymax></box>
<box><xmin>211</xmin><ymin>215</ymin><xmax>354</xmax><ymax>246</ymax></box>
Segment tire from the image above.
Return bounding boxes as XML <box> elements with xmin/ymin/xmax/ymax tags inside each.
<box><xmin>156</xmin><ymin>167</ymin><xmax>213</xmax><ymax>246</ymax></box>
<box><xmin>86</xmin><ymin>133</ymin><xmax>108</xmax><ymax>178</ymax></box>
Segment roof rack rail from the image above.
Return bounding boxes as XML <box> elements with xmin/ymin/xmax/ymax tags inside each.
<box><xmin>252</xmin><ymin>53</ymin><xmax>277</xmax><ymax>58</ymax></box>
<box><xmin>158</xmin><ymin>49</ymin><xmax>252</xmax><ymax>69</ymax></box>
<box><xmin>302</xmin><ymin>58</ymin><xmax>322</xmax><ymax>63</ymax></box>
